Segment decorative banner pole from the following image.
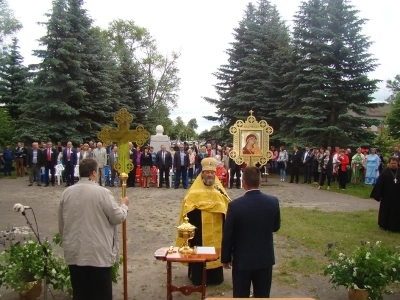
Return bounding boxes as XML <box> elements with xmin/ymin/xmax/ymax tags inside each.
<box><xmin>98</xmin><ymin>108</ymin><xmax>150</xmax><ymax>300</ymax></box>
<box><xmin>229</xmin><ymin>109</ymin><xmax>274</xmax><ymax>167</ymax></box>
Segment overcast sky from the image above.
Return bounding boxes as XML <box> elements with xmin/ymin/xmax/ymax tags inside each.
<box><xmin>9</xmin><ymin>0</ymin><xmax>400</xmax><ymax>133</ymax></box>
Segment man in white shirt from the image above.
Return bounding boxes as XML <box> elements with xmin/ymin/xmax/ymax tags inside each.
<box><xmin>93</xmin><ymin>142</ymin><xmax>108</xmax><ymax>186</ymax></box>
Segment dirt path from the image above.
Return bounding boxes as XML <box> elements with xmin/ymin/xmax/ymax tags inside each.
<box><xmin>0</xmin><ymin>176</ymin><xmax>395</xmax><ymax>300</ymax></box>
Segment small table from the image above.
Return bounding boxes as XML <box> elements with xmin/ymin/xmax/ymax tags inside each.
<box><xmin>154</xmin><ymin>247</ymin><xmax>219</xmax><ymax>300</ymax></box>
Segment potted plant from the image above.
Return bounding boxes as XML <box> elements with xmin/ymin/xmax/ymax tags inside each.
<box><xmin>324</xmin><ymin>241</ymin><xmax>400</xmax><ymax>300</ymax></box>
<box><xmin>0</xmin><ymin>235</ymin><xmax>72</xmax><ymax>299</ymax></box>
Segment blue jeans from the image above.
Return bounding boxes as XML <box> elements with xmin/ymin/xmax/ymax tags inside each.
<box><xmin>280</xmin><ymin>168</ymin><xmax>286</xmax><ymax>180</ymax></box>
<box><xmin>271</xmin><ymin>161</ymin><xmax>278</xmax><ymax>174</ymax></box>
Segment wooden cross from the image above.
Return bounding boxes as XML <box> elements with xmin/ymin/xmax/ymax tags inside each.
<box><xmin>97</xmin><ymin>108</ymin><xmax>150</xmax><ymax>300</ymax></box>
<box><xmin>98</xmin><ymin>108</ymin><xmax>150</xmax><ymax>174</ymax></box>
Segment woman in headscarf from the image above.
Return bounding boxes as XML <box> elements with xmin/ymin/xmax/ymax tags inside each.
<box><xmin>351</xmin><ymin>148</ymin><xmax>365</xmax><ymax>184</ymax></box>
<box><xmin>365</xmin><ymin>148</ymin><xmax>380</xmax><ymax>185</ymax></box>
<box><xmin>242</xmin><ymin>132</ymin><xmax>261</xmax><ymax>154</ymax></box>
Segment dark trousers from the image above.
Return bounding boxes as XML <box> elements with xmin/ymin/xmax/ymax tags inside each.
<box><xmin>29</xmin><ymin>164</ymin><xmax>41</xmax><ymax>184</ymax></box>
<box><xmin>232</xmin><ymin>266</ymin><xmax>272</xmax><ymax>298</ymax></box>
<box><xmin>175</xmin><ymin>166</ymin><xmax>187</xmax><ymax>188</ymax></box>
<box><xmin>69</xmin><ymin>265</ymin><xmax>112</xmax><ymax>300</ymax></box>
<box><xmin>3</xmin><ymin>161</ymin><xmax>12</xmax><ymax>176</ymax></box>
<box><xmin>313</xmin><ymin>171</ymin><xmax>319</xmax><ymax>183</ymax></box>
<box><xmin>127</xmin><ymin>165</ymin><xmax>136</xmax><ymax>187</ymax></box>
<box><xmin>338</xmin><ymin>169</ymin><xmax>347</xmax><ymax>189</ymax></box>
<box><xmin>110</xmin><ymin>164</ymin><xmax>117</xmax><ymax>186</ymax></box>
<box><xmin>319</xmin><ymin>172</ymin><xmax>332</xmax><ymax>187</ymax></box>
<box><xmin>64</xmin><ymin>161</ymin><xmax>75</xmax><ymax>186</ymax></box>
<box><xmin>303</xmin><ymin>164</ymin><xmax>311</xmax><ymax>183</ymax></box>
<box><xmin>45</xmin><ymin>161</ymin><xmax>55</xmax><ymax>185</ymax></box>
<box><xmin>188</xmin><ymin>167</ymin><xmax>194</xmax><ymax>180</ymax></box>
<box><xmin>290</xmin><ymin>164</ymin><xmax>300</xmax><ymax>183</ymax></box>
<box><xmin>230</xmin><ymin>168</ymin><xmax>241</xmax><ymax>188</ymax></box>
<box><xmin>159</xmin><ymin>165</ymin><xmax>169</xmax><ymax>187</ymax></box>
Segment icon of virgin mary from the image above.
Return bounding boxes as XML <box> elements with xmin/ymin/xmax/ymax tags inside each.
<box><xmin>242</xmin><ymin>132</ymin><xmax>261</xmax><ymax>154</ymax></box>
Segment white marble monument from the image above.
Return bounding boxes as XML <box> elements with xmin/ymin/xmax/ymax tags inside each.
<box><xmin>150</xmin><ymin>125</ymin><xmax>171</xmax><ymax>152</ymax></box>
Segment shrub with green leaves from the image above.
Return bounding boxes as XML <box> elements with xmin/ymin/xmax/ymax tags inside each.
<box><xmin>0</xmin><ymin>239</ymin><xmax>71</xmax><ymax>294</ymax></box>
<box><xmin>324</xmin><ymin>241</ymin><xmax>400</xmax><ymax>300</ymax></box>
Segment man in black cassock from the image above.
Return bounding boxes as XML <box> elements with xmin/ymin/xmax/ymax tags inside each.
<box><xmin>370</xmin><ymin>157</ymin><xmax>400</xmax><ymax>232</ymax></box>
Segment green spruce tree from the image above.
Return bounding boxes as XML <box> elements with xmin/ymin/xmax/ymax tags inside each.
<box><xmin>280</xmin><ymin>0</ymin><xmax>380</xmax><ymax>147</ymax></box>
<box><xmin>115</xmin><ymin>45</ymin><xmax>146</xmax><ymax>127</ymax></box>
<box><xmin>204</xmin><ymin>0</ymin><xmax>293</xmax><ymax>134</ymax></box>
<box><xmin>0</xmin><ymin>37</ymin><xmax>29</xmax><ymax>120</ymax></box>
<box><xmin>19</xmin><ymin>0</ymin><xmax>120</xmax><ymax>143</ymax></box>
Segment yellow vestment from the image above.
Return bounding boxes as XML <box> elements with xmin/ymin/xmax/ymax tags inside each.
<box><xmin>176</xmin><ymin>176</ymin><xmax>229</xmax><ymax>269</ymax></box>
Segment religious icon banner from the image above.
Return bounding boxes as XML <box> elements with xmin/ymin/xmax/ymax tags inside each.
<box><xmin>229</xmin><ymin>110</ymin><xmax>273</xmax><ymax>167</ymax></box>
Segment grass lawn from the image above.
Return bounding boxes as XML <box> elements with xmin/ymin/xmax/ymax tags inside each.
<box><xmin>317</xmin><ymin>182</ymin><xmax>374</xmax><ymax>199</ymax></box>
<box><xmin>274</xmin><ymin>207</ymin><xmax>400</xmax><ymax>286</ymax></box>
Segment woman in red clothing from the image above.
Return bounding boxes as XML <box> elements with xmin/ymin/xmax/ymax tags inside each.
<box><xmin>337</xmin><ymin>149</ymin><xmax>350</xmax><ymax>190</ymax></box>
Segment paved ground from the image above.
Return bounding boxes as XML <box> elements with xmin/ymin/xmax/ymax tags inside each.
<box><xmin>0</xmin><ymin>175</ymin><xmax>396</xmax><ymax>300</ymax></box>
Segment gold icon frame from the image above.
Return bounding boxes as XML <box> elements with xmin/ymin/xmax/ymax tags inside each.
<box><xmin>229</xmin><ymin>110</ymin><xmax>274</xmax><ymax>166</ymax></box>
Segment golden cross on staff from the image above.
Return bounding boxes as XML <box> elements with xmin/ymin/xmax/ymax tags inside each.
<box><xmin>97</xmin><ymin>108</ymin><xmax>150</xmax><ymax>300</ymax></box>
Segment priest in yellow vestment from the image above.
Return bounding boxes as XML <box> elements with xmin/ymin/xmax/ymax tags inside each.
<box><xmin>176</xmin><ymin>157</ymin><xmax>230</xmax><ymax>286</ymax></box>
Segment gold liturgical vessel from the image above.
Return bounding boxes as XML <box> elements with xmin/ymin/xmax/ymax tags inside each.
<box><xmin>177</xmin><ymin>215</ymin><xmax>196</xmax><ymax>254</ymax></box>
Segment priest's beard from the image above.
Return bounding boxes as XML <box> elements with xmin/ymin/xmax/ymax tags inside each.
<box><xmin>202</xmin><ymin>176</ymin><xmax>215</xmax><ymax>186</ymax></box>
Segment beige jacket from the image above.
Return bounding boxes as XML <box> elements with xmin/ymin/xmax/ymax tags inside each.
<box><xmin>93</xmin><ymin>147</ymin><xmax>108</xmax><ymax>168</ymax></box>
<box><xmin>58</xmin><ymin>179</ymin><xmax>128</xmax><ymax>267</ymax></box>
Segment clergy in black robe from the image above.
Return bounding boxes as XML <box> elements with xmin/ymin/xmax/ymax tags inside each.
<box><xmin>370</xmin><ymin>157</ymin><xmax>400</xmax><ymax>232</ymax></box>
<box><xmin>176</xmin><ymin>157</ymin><xmax>230</xmax><ymax>286</ymax></box>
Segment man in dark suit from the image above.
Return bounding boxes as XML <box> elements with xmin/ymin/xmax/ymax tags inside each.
<box><xmin>289</xmin><ymin>146</ymin><xmax>301</xmax><ymax>183</ymax></box>
<box><xmin>173</xmin><ymin>144</ymin><xmax>190</xmax><ymax>189</ymax></box>
<box><xmin>229</xmin><ymin>155</ymin><xmax>242</xmax><ymax>189</ymax></box>
<box><xmin>301</xmin><ymin>146</ymin><xmax>312</xmax><ymax>184</ymax></box>
<box><xmin>108</xmin><ymin>145</ymin><xmax>118</xmax><ymax>187</ymax></box>
<box><xmin>127</xmin><ymin>142</ymin><xmax>137</xmax><ymax>187</ymax></box>
<box><xmin>62</xmin><ymin>141</ymin><xmax>78</xmax><ymax>187</ymax></box>
<box><xmin>156</xmin><ymin>145</ymin><xmax>172</xmax><ymax>188</ymax></box>
<box><xmin>44</xmin><ymin>141</ymin><xmax>58</xmax><ymax>186</ymax></box>
<box><xmin>27</xmin><ymin>142</ymin><xmax>44</xmax><ymax>186</ymax></box>
<box><xmin>221</xmin><ymin>166</ymin><xmax>281</xmax><ymax>298</ymax></box>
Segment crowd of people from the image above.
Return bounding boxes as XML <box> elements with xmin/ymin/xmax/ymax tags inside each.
<box><xmin>2</xmin><ymin>141</ymin><xmax>399</xmax><ymax>191</ymax></box>
<box><xmin>271</xmin><ymin>145</ymin><xmax>400</xmax><ymax>190</ymax></box>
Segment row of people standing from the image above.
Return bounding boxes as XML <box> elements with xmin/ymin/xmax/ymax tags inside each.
<box><xmin>275</xmin><ymin>146</ymin><xmax>384</xmax><ymax>190</ymax></box>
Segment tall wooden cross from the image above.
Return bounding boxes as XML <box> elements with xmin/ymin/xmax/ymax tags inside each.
<box><xmin>97</xmin><ymin>108</ymin><xmax>150</xmax><ymax>300</ymax></box>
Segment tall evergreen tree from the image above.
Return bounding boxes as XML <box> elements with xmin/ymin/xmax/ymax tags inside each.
<box><xmin>18</xmin><ymin>0</ymin><xmax>119</xmax><ymax>143</ymax></box>
<box><xmin>279</xmin><ymin>0</ymin><xmax>380</xmax><ymax>147</ymax></box>
<box><xmin>115</xmin><ymin>45</ymin><xmax>146</xmax><ymax>127</ymax></box>
<box><xmin>0</xmin><ymin>37</ymin><xmax>29</xmax><ymax>120</ymax></box>
<box><xmin>204</xmin><ymin>0</ymin><xmax>293</xmax><ymax>133</ymax></box>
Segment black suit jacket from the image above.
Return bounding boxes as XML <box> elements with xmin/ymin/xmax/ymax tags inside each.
<box><xmin>155</xmin><ymin>150</ymin><xmax>172</xmax><ymax>169</ymax></box>
<box><xmin>221</xmin><ymin>190</ymin><xmax>280</xmax><ymax>270</ymax></box>
<box><xmin>27</xmin><ymin>148</ymin><xmax>44</xmax><ymax>166</ymax></box>
<box><xmin>43</xmin><ymin>148</ymin><xmax>58</xmax><ymax>166</ymax></box>
<box><xmin>129</xmin><ymin>148</ymin><xmax>137</xmax><ymax>168</ymax></box>
<box><xmin>62</xmin><ymin>147</ymin><xmax>78</xmax><ymax>166</ymax></box>
<box><xmin>291</xmin><ymin>150</ymin><xmax>302</xmax><ymax>165</ymax></box>
<box><xmin>301</xmin><ymin>150</ymin><xmax>312</xmax><ymax>165</ymax></box>
<box><xmin>173</xmin><ymin>150</ymin><xmax>190</xmax><ymax>169</ymax></box>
